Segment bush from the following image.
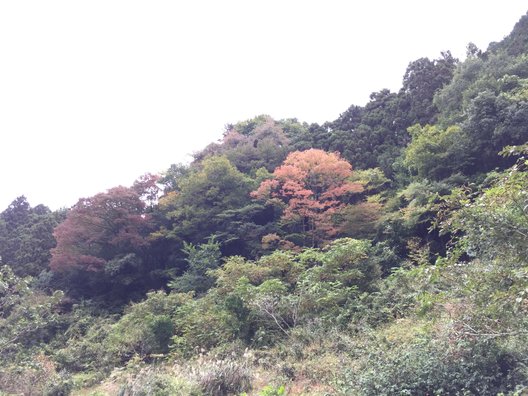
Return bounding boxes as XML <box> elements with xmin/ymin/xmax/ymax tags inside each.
<box><xmin>118</xmin><ymin>367</ymin><xmax>201</xmax><ymax>396</ymax></box>
<box><xmin>107</xmin><ymin>291</ymin><xmax>184</xmax><ymax>361</ymax></box>
<box><xmin>43</xmin><ymin>371</ymin><xmax>73</xmax><ymax>396</ymax></box>
<box><xmin>0</xmin><ymin>355</ymin><xmax>72</xmax><ymax>396</ymax></box>
<box><xmin>53</xmin><ymin>314</ymin><xmax>118</xmax><ymax>373</ymax></box>
<box><xmin>172</xmin><ymin>295</ymin><xmax>238</xmax><ymax>356</ymax></box>
<box><xmin>338</xmin><ymin>334</ymin><xmax>526</xmax><ymax>395</ymax></box>
<box><xmin>192</xmin><ymin>357</ymin><xmax>252</xmax><ymax>396</ymax></box>
<box><xmin>257</xmin><ymin>384</ymin><xmax>286</xmax><ymax>396</ymax></box>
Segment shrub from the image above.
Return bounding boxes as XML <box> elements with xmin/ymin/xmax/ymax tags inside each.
<box><xmin>172</xmin><ymin>295</ymin><xmax>238</xmax><ymax>356</ymax></box>
<box><xmin>338</xmin><ymin>334</ymin><xmax>526</xmax><ymax>395</ymax></box>
<box><xmin>43</xmin><ymin>371</ymin><xmax>73</xmax><ymax>396</ymax></box>
<box><xmin>107</xmin><ymin>291</ymin><xmax>185</xmax><ymax>361</ymax></box>
<box><xmin>191</xmin><ymin>357</ymin><xmax>252</xmax><ymax>396</ymax></box>
<box><xmin>258</xmin><ymin>384</ymin><xmax>286</xmax><ymax>396</ymax></box>
<box><xmin>0</xmin><ymin>355</ymin><xmax>72</xmax><ymax>396</ymax></box>
<box><xmin>118</xmin><ymin>367</ymin><xmax>201</xmax><ymax>396</ymax></box>
<box><xmin>53</xmin><ymin>314</ymin><xmax>118</xmax><ymax>373</ymax></box>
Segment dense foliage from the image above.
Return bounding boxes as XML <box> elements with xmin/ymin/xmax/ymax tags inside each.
<box><xmin>2</xmin><ymin>12</ymin><xmax>528</xmax><ymax>395</ymax></box>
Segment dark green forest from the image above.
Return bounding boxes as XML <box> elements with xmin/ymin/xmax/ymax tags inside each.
<box><xmin>2</xmin><ymin>13</ymin><xmax>528</xmax><ymax>396</ymax></box>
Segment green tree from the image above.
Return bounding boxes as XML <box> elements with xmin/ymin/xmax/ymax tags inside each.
<box><xmin>333</xmin><ymin>90</ymin><xmax>411</xmax><ymax>176</ymax></box>
<box><xmin>159</xmin><ymin>156</ymin><xmax>256</xmax><ymax>254</ymax></box>
<box><xmin>169</xmin><ymin>238</ymin><xmax>222</xmax><ymax>294</ymax></box>
<box><xmin>0</xmin><ymin>197</ymin><xmax>63</xmax><ymax>277</ymax></box>
<box><xmin>400</xmin><ymin>52</ymin><xmax>458</xmax><ymax>125</ymax></box>
<box><xmin>403</xmin><ymin>124</ymin><xmax>469</xmax><ymax>180</ymax></box>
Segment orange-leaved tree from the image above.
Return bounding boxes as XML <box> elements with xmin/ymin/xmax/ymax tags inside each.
<box><xmin>251</xmin><ymin>149</ymin><xmax>363</xmax><ymax>246</ymax></box>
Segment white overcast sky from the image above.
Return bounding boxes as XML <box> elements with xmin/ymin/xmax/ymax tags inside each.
<box><xmin>1</xmin><ymin>1</ymin><xmax>527</xmax><ymax>210</ymax></box>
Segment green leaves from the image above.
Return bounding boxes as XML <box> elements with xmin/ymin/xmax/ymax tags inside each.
<box><xmin>444</xmin><ymin>156</ymin><xmax>528</xmax><ymax>264</ymax></box>
<box><xmin>168</xmin><ymin>238</ymin><xmax>222</xmax><ymax>294</ymax></box>
<box><xmin>0</xmin><ymin>266</ymin><xmax>64</xmax><ymax>357</ymax></box>
<box><xmin>404</xmin><ymin>124</ymin><xmax>466</xmax><ymax>180</ymax></box>
<box><xmin>160</xmin><ymin>156</ymin><xmax>253</xmax><ymax>248</ymax></box>
<box><xmin>0</xmin><ymin>197</ymin><xmax>61</xmax><ymax>277</ymax></box>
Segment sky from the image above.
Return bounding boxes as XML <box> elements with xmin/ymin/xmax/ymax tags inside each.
<box><xmin>1</xmin><ymin>1</ymin><xmax>527</xmax><ymax>210</ymax></box>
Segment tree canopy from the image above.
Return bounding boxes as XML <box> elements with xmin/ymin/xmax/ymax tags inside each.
<box><xmin>252</xmin><ymin>149</ymin><xmax>363</xmax><ymax>246</ymax></box>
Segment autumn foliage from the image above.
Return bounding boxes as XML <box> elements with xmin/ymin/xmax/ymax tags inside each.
<box><xmin>50</xmin><ymin>186</ymin><xmax>153</xmax><ymax>272</ymax></box>
<box><xmin>252</xmin><ymin>149</ymin><xmax>363</xmax><ymax>246</ymax></box>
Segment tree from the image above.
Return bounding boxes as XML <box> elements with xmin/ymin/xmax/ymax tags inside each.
<box><xmin>331</xmin><ymin>89</ymin><xmax>411</xmax><ymax>176</ymax></box>
<box><xmin>1</xmin><ymin>196</ymin><xmax>30</xmax><ymax>231</ymax></box>
<box><xmin>168</xmin><ymin>238</ymin><xmax>222</xmax><ymax>294</ymax></box>
<box><xmin>193</xmin><ymin>116</ymin><xmax>290</xmax><ymax>176</ymax></box>
<box><xmin>400</xmin><ymin>52</ymin><xmax>458</xmax><ymax>125</ymax></box>
<box><xmin>0</xmin><ymin>197</ymin><xmax>63</xmax><ymax>277</ymax></box>
<box><xmin>158</xmin><ymin>156</ymin><xmax>254</xmax><ymax>251</ymax></box>
<box><xmin>252</xmin><ymin>149</ymin><xmax>363</xmax><ymax>246</ymax></box>
<box><xmin>491</xmin><ymin>12</ymin><xmax>528</xmax><ymax>56</ymax></box>
<box><xmin>460</xmin><ymin>83</ymin><xmax>528</xmax><ymax>174</ymax></box>
<box><xmin>403</xmin><ymin>124</ymin><xmax>470</xmax><ymax>180</ymax></box>
<box><xmin>131</xmin><ymin>173</ymin><xmax>161</xmax><ymax>207</ymax></box>
<box><xmin>441</xmin><ymin>144</ymin><xmax>528</xmax><ymax>264</ymax></box>
<box><xmin>50</xmin><ymin>186</ymin><xmax>152</xmax><ymax>273</ymax></box>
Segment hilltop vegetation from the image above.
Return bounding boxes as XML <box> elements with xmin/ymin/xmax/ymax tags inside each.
<box><xmin>1</xmin><ymin>12</ymin><xmax>528</xmax><ymax>396</ymax></box>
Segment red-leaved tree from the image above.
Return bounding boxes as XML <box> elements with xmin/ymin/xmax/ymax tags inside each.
<box><xmin>50</xmin><ymin>185</ymin><xmax>154</xmax><ymax>272</ymax></box>
<box><xmin>252</xmin><ymin>149</ymin><xmax>363</xmax><ymax>246</ymax></box>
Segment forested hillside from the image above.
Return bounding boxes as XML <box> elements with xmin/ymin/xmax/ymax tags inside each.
<box><xmin>1</xmin><ymin>12</ymin><xmax>528</xmax><ymax>396</ymax></box>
